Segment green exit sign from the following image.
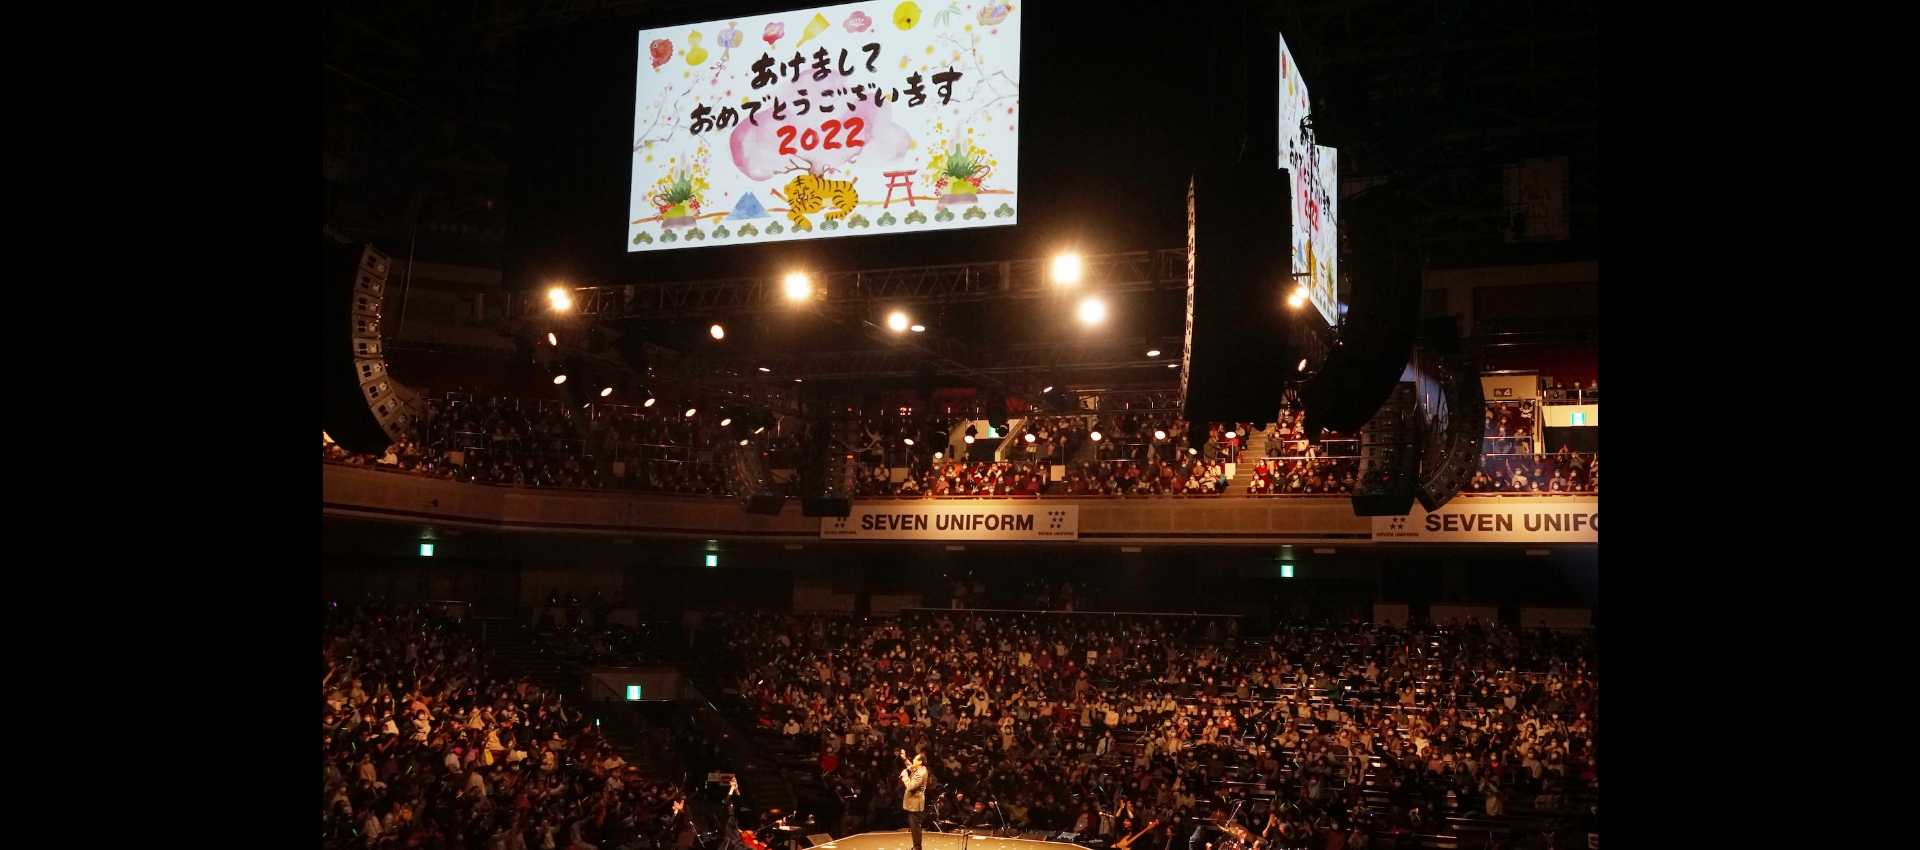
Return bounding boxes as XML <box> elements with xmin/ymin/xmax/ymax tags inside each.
<box><xmin>1569</xmin><ymin>411</ymin><xmax>1587</xmax><ymax>426</ymax></box>
<box><xmin>626</xmin><ymin>685</ymin><xmax>642</xmax><ymax>700</ymax></box>
<box><xmin>1280</xmin><ymin>563</ymin><xmax>1294</xmax><ymax>578</ymax></box>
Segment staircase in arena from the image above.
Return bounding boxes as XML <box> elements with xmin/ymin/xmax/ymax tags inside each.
<box><xmin>1224</xmin><ymin>430</ymin><xmax>1268</xmax><ymax>493</ymax></box>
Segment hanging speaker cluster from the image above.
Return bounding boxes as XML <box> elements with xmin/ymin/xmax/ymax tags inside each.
<box><xmin>723</xmin><ymin>415</ymin><xmax>785</xmax><ymax>516</ymax></box>
<box><xmin>1414</xmin><ymin>320</ymin><xmax>1485</xmax><ymax>512</ymax></box>
<box><xmin>323</xmin><ymin>242</ymin><xmax>424</xmax><ymax>454</ymax></box>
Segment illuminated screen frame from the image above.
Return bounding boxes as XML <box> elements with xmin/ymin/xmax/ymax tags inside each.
<box><xmin>1278</xmin><ymin>33</ymin><xmax>1338</xmax><ymax>327</ymax></box>
<box><xmin>627</xmin><ymin>1</ymin><xmax>1023</xmax><ymax>253</ymax></box>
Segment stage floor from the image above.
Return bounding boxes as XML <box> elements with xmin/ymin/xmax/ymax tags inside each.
<box><xmin>815</xmin><ymin>832</ymin><xmax>1082</xmax><ymax>850</ymax></box>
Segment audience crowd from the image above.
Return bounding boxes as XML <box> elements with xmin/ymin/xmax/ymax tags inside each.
<box><xmin>321</xmin><ymin>605</ymin><xmax>687</xmax><ymax>850</ymax></box>
<box><xmin>697</xmin><ymin>610</ymin><xmax>1596</xmax><ymax>849</ymax></box>
<box><xmin>1470</xmin><ymin>449</ymin><xmax>1598</xmax><ymax>495</ymax></box>
<box><xmin>326</xmin><ymin>395</ymin><xmax>1595</xmax><ymax>500</ymax></box>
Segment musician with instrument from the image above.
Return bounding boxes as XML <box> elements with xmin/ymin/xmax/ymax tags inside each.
<box><xmin>899</xmin><ymin>748</ymin><xmax>930</xmax><ymax>850</ymax></box>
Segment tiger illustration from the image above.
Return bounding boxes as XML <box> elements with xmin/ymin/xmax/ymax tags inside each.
<box><xmin>781</xmin><ymin>173</ymin><xmax>858</xmax><ymax>231</ymax></box>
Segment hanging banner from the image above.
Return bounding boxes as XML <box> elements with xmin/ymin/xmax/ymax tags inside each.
<box><xmin>823</xmin><ymin>503</ymin><xmax>1077</xmax><ymax>540</ymax></box>
<box><xmin>628</xmin><ymin>0</ymin><xmax>1022</xmax><ymax>252</ymax></box>
<box><xmin>1372</xmin><ymin>499</ymin><xmax>1598</xmax><ymax>543</ymax></box>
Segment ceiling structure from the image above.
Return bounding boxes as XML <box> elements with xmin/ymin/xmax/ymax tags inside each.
<box><xmin>327</xmin><ymin>0</ymin><xmax>1597</xmax><ymax>402</ymax></box>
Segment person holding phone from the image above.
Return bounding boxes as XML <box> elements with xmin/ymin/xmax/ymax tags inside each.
<box><xmin>900</xmin><ymin>747</ymin><xmax>929</xmax><ymax>850</ymax></box>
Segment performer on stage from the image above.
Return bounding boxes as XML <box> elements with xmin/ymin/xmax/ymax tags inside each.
<box><xmin>900</xmin><ymin>748</ymin><xmax>929</xmax><ymax>850</ymax></box>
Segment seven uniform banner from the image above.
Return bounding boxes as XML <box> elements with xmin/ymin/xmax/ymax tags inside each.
<box><xmin>822</xmin><ymin>503</ymin><xmax>1077</xmax><ymax>540</ymax></box>
<box><xmin>1372</xmin><ymin>499</ymin><xmax>1598</xmax><ymax>543</ymax></box>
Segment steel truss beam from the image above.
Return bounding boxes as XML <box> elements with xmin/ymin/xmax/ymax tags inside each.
<box><xmin>514</xmin><ymin>249</ymin><xmax>1188</xmax><ymax>320</ymax></box>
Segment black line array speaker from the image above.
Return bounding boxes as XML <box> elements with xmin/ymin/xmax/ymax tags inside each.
<box><xmin>723</xmin><ymin>435</ymin><xmax>786</xmax><ymax>517</ymax></box>
<box><xmin>1350</xmin><ymin>382</ymin><xmax>1418</xmax><ymax>517</ymax></box>
<box><xmin>1180</xmin><ymin>161</ymin><xmax>1294</xmax><ymax>426</ymax></box>
<box><xmin>1413</xmin><ymin>324</ymin><xmax>1482</xmax><ymax>514</ymax></box>
<box><xmin>1298</xmin><ymin>186</ymin><xmax>1422</xmax><ymax>438</ymax></box>
<box><xmin>323</xmin><ymin>242</ymin><xmax>423</xmax><ymax>455</ymax></box>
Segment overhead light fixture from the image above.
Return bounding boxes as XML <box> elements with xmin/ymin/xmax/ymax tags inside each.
<box><xmin>684</xmin><ymin>408</ymin><xmax>697</xmax><ymax>418</ymax></box>
<box><xmin>1224</xmin><ymin>430</ymin><xmax>1237</xmax><ymax>440</ymax></box>
<box><xmin>547</xmin><ymin>332</ymin><xmax>558</xmax><ymax>346</ymax></box>
<box><xmin>739</xmin><ymin>438</ymin><xmax>750</xmax><ymax>446</ymax></box>
<box><xmin>1189</xmin><ymin>447</ymin><xmax>1199</xmax><ymax>455</ymax></box>
<box><xmin>1023</xmin><ymin>433</ymin><xmax>1036</xmax><ymax>443</ymax></box>
<box><xmin>1167</xmin><ymin>362</ymin><xmax>1179</xmax><ymax>368</ymax></box>
<box><xmin>548</xmin><ymin>287</ymin><xmax>571</xmax><ymax>312</ymax></box>
<box><xmin>600</xmin><ymin>387</ymin><xmax>614</xmax><ymax>397</ymax></box>
<box><xmin>553</xmin><ymin>374</ymin><xmax>568</xmax><ymax>385</ymax></box>
<box><xmin>1297</xmin><ymin>358</ymin><xmax>1308</xmax><ymax>371</ymax></box>
<box><xmin>710</xmin><ymin>324</ymin><xmax>725</xmax><ymax>340</ymax></box>
<box><xmin>963</xmin><ymin>434</ymin><xmax>975</xmax><ymax>444</ymax></box>
<box><xmin>888</xmin><ymin>311</ymin><xmax>909</xmax><ymax>331</ymax></box>
<box><xmin>753</xmin><ymin>426</ymin><xmax>765</xmax><ymax>434</ymax></box>
<box><xmin>720</xmin><ymin>417</ymin><xmax>733</xmax><ymax>426</ymax></box>
<box><xmin>1089</xmin><ymin>429</ymin><xmax>1103</xmax><ymax>442</ymax></box>
<box><xmin>911</xmin><ymin>324</ymin><xmax>926</xmax><ymax>332</ymax></box>
<box><xmin>1146</xmin><ymin>349</ymin><xmax>1160</xmax><ymax>357</ymax></box>
<box><xmin>1153</xmin><ymin>429</ymin><xmax>1167</xmax><ymax>440</ymax></box>
<box><xmin>643</xmin><ymin>397</ymin><xmax>656</xmax><ymax>407</ymax></box>
<box><xmin>1078</xmin><ymin>297</ymin><xmax>1106</xmax><ymax>325</ymax></box>
<box><xmin>903</xmin><ymin>437</ymin><xmax>915</xmax><ymax>446</ymax></box>
<box><xmin>934</xmin><ymin>451</ymin><xmax>944</xmax><ymax>460</ymax></box>
<box><xmin>1042</xmin><ymin>386</ymin><xmax>1054</xmax><ymax>393</ymax></box>
<box><xmin>1052</xmin><ymin>253</ymin><xmax>1082</xmax><ymax>284</ymax></box>
<box><xmin>784</xmin><ymin>272</ymin><xmax>811</xmax><ymax>301</ymax></box>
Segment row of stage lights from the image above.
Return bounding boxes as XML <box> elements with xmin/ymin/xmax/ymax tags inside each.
<box><xmin>538</xmin><ymin>253</ymin><xmax>1211</xmax><ymax>403</ymax></box>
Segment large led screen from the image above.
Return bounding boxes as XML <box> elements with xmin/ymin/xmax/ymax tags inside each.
<box><xmin>1278</xmin><ymin>34</ymin><xmax>1338</xmax><ymax>327</ymax></box>
<box><xmin>628</xmin><ymin>1</ymin><xmax>1023</xmax><ymax>252</ymax></box>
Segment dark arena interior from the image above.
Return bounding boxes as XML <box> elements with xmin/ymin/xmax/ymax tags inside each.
<box><xmin>322</xmin><ymin>2</ymin><xmax>1598</xmax><ymax>850</ymax></box>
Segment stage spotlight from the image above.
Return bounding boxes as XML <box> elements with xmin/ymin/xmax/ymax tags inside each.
<box><xmin>684</xmin><ymin>408</ymin><xmax>698</xmax><ymax>417</ymax></box>
<box><xmin>721</xmin><ymin>417</ymin><xmax>733</xmax><ymax>426</ymax></box>
<box><xmin>1154</xmin><ymin>429</ymin><xmax>1167</xmax><ymax>441</ymax></box>
<box><xmin>1089</xmin><ymin>429</ymin><xmax>1103</xmax><ymax>442</ymax></box>
<box><xmin>643</xmin><ymin>397</ymin><xmax>656</xmax><ymax>407</ymax></box>
<box><xmin>934</xmin><ymin>451</ymin><xmax>944</xmax><ymax>460</ymax></box>
<box><xmin>547</xmin><ymin>332</ymin><xmax>558</xmax><ymax>346</ymax></box>
<box><xmin>963</xmin><ymin>434</ymin><xmax>975</xmax><ymax>444</ymax></box>
<box><xmin>600</xmin><ymin>386</ymin><xmax>614</xmax><ymax>397</ymax></box>
<box><xmin>1189</xmin><ymin>447</ymin><xmax>1199</xmax><ymax>455</ymax></box>
<box><xmin>903</xmin><ymin>437</ymin><xmax>916</xmax><ymax>446</ymax></box>
<box><xmin>739</xmin><ymin>438</ymin><xmax>750</xmax><ymax>446</ymax></box>
<box><xmin>1078</xmin><ymin>297</ymin><xmax>1106</xmax><ymax>325</ymax></box>
<box><xmin>758</xmin><ymin>367</ymin><xmax>771</xmax><ymax>372</ymax></box>
<box><xmin>1297</xmin><ymin>358</ymin><xmax>1308</xmax><ymax>371</ymax></box>
<box><xmin>710</xmin><ymin>324</ymin><xmax>725</xmax><ymax>340</ymax></box>
<box><xmin>548</xmin><ymin>287</ymin><xmax>571</xmax><ymax>311</ymax></box>
<box><xmin>1225</xmin><ymin>430</ymin><xmax>1237</xmax><ymax>439</ymax></box>
<box><xmin>888</xmin><ymin>311</ymin><xmax>909</xmax><ymax>331</ymax></box>
<box><xmin>553</xmin><ymin>374</ymin><xmax>568</xmax><ymax>385</ymax></box>
<box><xmin>784</xmin><ymin>272</ymin><xmax>811</xmax><ymax>301</ymax></box>
<box><xmin>1146</xmin><ymin>349</ymin><xmax>1161</xmax><ymax>357</ymax></box>
<box><xmin>911</xmin><ymin>324</ymin><xmax>926</xmax><ymax>332</ymax></box>
<box><xmin>1023</xmin><ymin>433</ymin><xmax>1036</xmax><ymax>443</ymax></box>
<box><xmin>1168</xmin><ymin>362</ymin><xmax>1180</xmax><ymax>368</ymax></box>
<box><xmin>1042</xmin><ymin>386</ymin><xmax>1054</xmax><ymax>393</ymax></box>
<box><xmin>1287</xmin><ymin>286</ymin><xmax>1308</xmax><ymax>309</ymax></box>
<box><xmin>1052</xmin><ymin>253</ymin><xmax>1082</xmax><ymax>284</ymax></box>
<box><xmin>753</xmin><ymin>426</ymin><xmax>765</xmax><ymax>434</ymax></box>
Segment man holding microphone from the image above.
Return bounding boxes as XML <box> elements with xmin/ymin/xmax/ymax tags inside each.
<box><xmin>900</xmin><ymin>747</ymin><xmax>929</xmax><ymax>850</ymax></box>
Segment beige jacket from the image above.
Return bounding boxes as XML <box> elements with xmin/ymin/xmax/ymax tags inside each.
<box><xmin>901</xmin><ymin>765</ymin><xmax>929</xmax><ymax>812</ymax></box>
